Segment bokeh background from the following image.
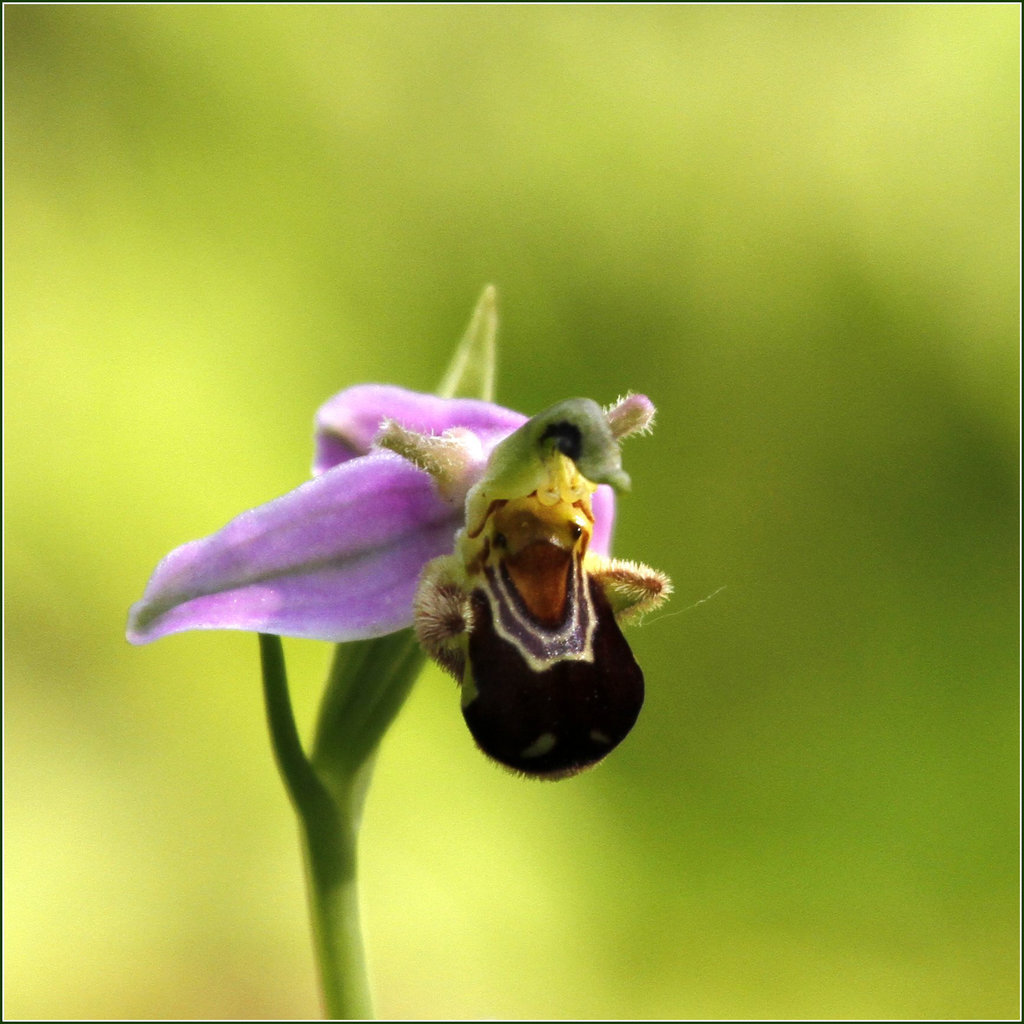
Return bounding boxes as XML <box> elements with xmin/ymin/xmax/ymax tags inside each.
<box><xmin>5</xmin><ymin>6</ymin><xmax>1018</xmax><ymax>1019</ymax></box>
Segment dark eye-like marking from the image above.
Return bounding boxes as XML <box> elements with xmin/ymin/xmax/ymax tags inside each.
<box><xmin>493</xmin><ymin>532</ymin><xmax>508</xmax><ymax>550</ymax></box>
<box><xmin>539</xmin><ymin>420</ymin><xmax>582</xmax><ymax>462</ymax></box>
<box><xmin>569</xmin><ymin>523</ymin><xmax>583</xmax><ymax>541</ymax></box>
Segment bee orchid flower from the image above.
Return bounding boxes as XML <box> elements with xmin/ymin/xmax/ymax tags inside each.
<box><xmin>129</xmin><ymin>380</ymin><xmax>668</xmax><ymax>771</ymax></box>
<box><xmin>125</xmin><ymin>291</ymin><xmax>671</xmax><ymax>1017</ymax></box>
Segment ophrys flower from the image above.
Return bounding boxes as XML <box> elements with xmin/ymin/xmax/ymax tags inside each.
<box><xmin>128</xmin><ymin>350</ymin><xmax>669</xmax><ymax>777</ymax></box>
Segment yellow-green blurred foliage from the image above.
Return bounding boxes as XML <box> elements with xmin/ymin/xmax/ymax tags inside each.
<box><xmin>5</xmin><ymin>6</ymin><xmax>1018</xmax><ymax>1019</ymax></box>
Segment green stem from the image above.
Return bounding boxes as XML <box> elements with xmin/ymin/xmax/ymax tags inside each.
<box><xmin>300</xmin><ymin>784</ymin><xmax>370</xmax><ymax>1021</ymax></box>
<box><xmin>256</xmin><ymin>286</ymin><xmax>496</xmax><ymax>1018</ymax></box>
<box><xmin>259</xmin><ymin>633</ymin><xmax>322</xmax><ymax>812</ymax></box>
<box><xmin>259</xmin><ymin>632</ymin><xmax>424</xmax><ymax>1020</ymax></box>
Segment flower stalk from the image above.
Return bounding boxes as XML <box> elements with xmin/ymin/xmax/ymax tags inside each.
<box><xmin>260</xmin><ymin>632</ymin><xmax>426</xmax><ymax>1019</ymax></box>
<box><xmin>258</xmin><ymin>633</ymin><xmax>368</xmax><ymax>1019</ymax></box>
<box><xmin>258</xmin><ymin>291</ymin><xmax>498</xmax><ymax>1018</ymax></box>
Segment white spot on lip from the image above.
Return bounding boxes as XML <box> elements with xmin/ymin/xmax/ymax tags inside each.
<box><xmin>521</xmin><ymin>732</ymin><xmax>557</xmax><ymax>758</ymax></box>
<box><xmin>460</xmin><ymin>674</ymin><xmax>478</xmax><ymax>707</ymax></box>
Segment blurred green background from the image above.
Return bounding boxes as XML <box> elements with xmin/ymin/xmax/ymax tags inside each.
<box><xmin>5</xmin><ymin>6</ymin><xmax>1018</xmax><ymax>1019</ymax></box>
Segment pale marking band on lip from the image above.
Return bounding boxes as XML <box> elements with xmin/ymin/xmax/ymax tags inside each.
<box><xmin>520</xmin><ymin>732</ymin><xmax>558</xmax><ymax>759</ymax></box>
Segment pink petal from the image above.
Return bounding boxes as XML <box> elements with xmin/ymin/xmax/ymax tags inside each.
<box><xmin>127</xmin><ymin>452</ymin><xmax>461</xmax><ymax>644</ymax></box>
<box><xmin>313</xmin><ymin>384</ymin><xmax>525</xmax><ymax>474</ymax></box>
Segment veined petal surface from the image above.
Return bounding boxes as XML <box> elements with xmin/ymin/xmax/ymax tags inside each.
<box><xmin>127</xmin><ymin>452</ymin><xmax>462</xmax><ymax>644</ymax></box>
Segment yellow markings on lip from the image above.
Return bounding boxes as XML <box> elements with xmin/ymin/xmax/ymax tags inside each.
<box><xmin>489</xmin><ymin>495</ymin><xmax>589</xmax><ymax>626</ymax></box>
<box><xmin>466</xmin><ymin>451</ymin><xmax>593</xmax><ymax>537</ymax></box>
<box><xmin>491</xmin><ymin>494</ymin><xmax>589</xmax><ymax>555</ymax></box>
<box><xmin>467</xmin><ymin>498</ymin><xmax>508</xmax><ymax>539</ymax></box>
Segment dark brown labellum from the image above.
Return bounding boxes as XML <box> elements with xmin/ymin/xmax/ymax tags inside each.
<box><xmin>463</xmin><ymin>577</ymin><xmax>644</xmax><ymax>778</ymax></box>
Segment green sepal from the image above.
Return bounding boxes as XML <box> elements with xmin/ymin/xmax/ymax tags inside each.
<box><xmin>436</xmin><ymin>285</ymin><xmax>498</xmax><ymax>402</ymax></box>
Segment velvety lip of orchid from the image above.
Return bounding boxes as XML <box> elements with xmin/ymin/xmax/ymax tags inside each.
<box><xmin>125</xmin><ymin>384</ymin><xmax>618</xmax><ymax>646</ymax></box>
